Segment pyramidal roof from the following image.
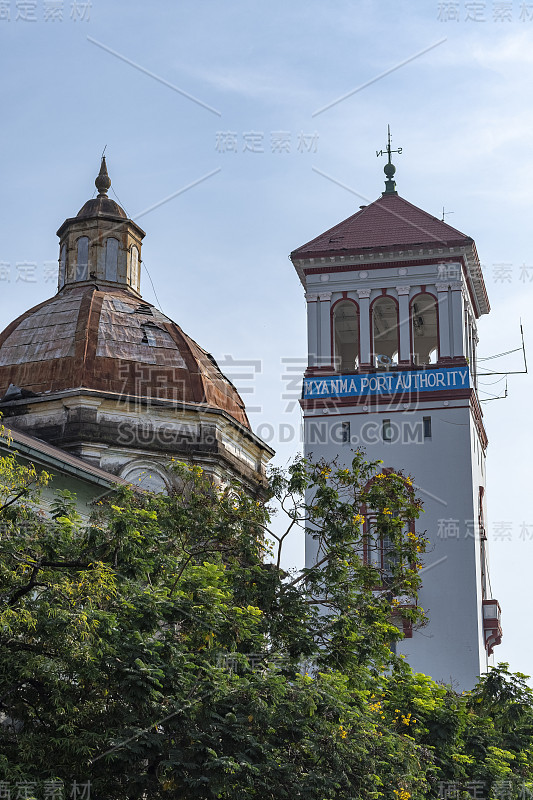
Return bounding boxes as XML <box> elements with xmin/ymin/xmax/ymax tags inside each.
<box><xmin>291</xmin><ymin>192</ymin><xmax>473</xmax><ymax>259</ymax></box>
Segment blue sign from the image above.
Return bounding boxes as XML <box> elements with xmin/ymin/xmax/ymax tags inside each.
<box><xmin>303</xmin><ymin>366</ymin><xmax>470</xmax><ymax>399</ymax></box>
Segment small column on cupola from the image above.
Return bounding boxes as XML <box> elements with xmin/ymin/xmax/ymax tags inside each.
<box><xmin>56</xmin><ymin>156</ymin><xmax>146</xmax><ymax>295</ymax></box>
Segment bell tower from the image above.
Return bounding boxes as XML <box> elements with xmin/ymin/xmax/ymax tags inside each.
<box><xmin>290</xmin><ymin>135</ymin><xmax>501</xmax><ymax>689</ymax></box>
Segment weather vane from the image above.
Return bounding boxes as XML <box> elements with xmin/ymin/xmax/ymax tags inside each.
<box><xmin>376</xmin><ymin>125</ymin><xmax>402</xmax><ymax>162</ymax></box>
<box><xmin>376</xmin><ymin>125</ymin><xmax>401</xmax><ymax>195</ymax></box>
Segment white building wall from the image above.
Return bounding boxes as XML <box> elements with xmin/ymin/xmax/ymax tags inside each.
<box><xmin>300</xmin><ymin>255</ymin><xmax>493</xmax><ymax>692</ymax></box>
<box><xmin>304</xmin><ymin>401</ymin><xmax>488</xmax><ymax>690</ymax></box>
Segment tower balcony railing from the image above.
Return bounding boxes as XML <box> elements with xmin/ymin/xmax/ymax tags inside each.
<box><xmin>328</xmin><ymin>356</ymin><xmax>469</xmax><ymax>376</ymax></box>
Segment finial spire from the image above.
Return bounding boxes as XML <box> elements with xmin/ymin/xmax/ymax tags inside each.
<box><xmin>376</xmin><ymin>125</ymin><xmax>402</xmax><ymax>195</ymax></box>
<box><xmin>95</xmin><ymin>155</ymin><xmax>111</xmax><ymax>198</ymax></box>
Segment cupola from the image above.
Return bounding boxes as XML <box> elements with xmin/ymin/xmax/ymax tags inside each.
<box><xmin>55</xmin><ymin>158</ymin><xmax>145</xmax><ymax>295</ymax></box>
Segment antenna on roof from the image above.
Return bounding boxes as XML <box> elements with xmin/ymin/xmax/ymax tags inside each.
<box><xmin>477</xmin><ymin>322</ymin><xmax>528</xmax><ymax>405</ymax></box>
<box><xmin>441</xmin><ymin>206</ymin><xmax>454</xmax><ymax>222</ymax></box>
<box><xmin>101</xmin><ymin>144</ymin><xmax>107</xmax><ymax>159</ymax></box>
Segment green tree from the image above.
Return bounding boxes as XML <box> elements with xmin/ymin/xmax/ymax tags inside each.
<box><xmin>1</xmin><ymin>443</ymin><xmax>532</xmax><ymax>800</ymax></box>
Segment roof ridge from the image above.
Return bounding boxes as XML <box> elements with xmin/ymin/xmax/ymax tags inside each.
<box><xmin>290</xmin><ymin>206</ymin><xmax>366</xmax><ymax>257</ymax></box>
<box><xmin>291</xmin><ymin>192</ymin><xmax>473</xmax><ymax>258</ymax></box>
<box><xmin>376</xmin><ymin>192</ymin><xmax>470</xmax><ymax>240</ymax></box>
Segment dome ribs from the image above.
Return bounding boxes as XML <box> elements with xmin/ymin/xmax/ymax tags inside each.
<box><xmin>0</xmin><ymin>286</ymin><xmax>251</xmax><ymax>430</ymax></box>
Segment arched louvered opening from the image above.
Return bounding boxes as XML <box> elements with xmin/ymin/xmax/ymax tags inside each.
<box><xmin>59</xmin><ymin>243</ymin><xmax>67</xmax><ymax>289</ymax></box>
<box><xmin>76</xmin><ymin>237</ymin><xmax>89</xmax><ymax>281</ymax></box>
<box><xmin>371</xmin><ymin>296</ymin><xmax>399</xmax><ymax>367</ymax></box>
<box><xmin>333</xmin><ymin>300</ymin><xmax>359</xmax><ymax>371</ymax></box>
<box><xmin>105</xmin><ymin>237</ymin><xmax>119</xmax><ymax>282</ymax></box>
<box><xmin>411</xmin><ymin>293</ymin><xmax>438</xmax><ymax>365</ymax></box>
<box><xmin>130</xmin><ymin>246</ymin><xmax>139</xmax><ymax>290</ymax></box>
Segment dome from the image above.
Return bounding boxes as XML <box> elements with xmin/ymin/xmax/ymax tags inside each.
<box><xmin>0</xmin><ymin>157</ymin><xmax>273</xmax><ymax>495</ymax></box>
<box><xmin>76</xmin><ymin>196</ymin><xmax>127</xmax><ymax>220</ymax></box>
<box><xmin>0</xmin><ymin>284</ymin><xmax>250</xmax><ymax>429</ymax></box>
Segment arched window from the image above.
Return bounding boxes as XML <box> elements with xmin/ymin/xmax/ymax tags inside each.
<box><xmin>358</xmin><ymin>473</ymin><xmax>418</xmax><ymax>639</ymax></box>
<box><xmin>130</xmin><ymin>246</ymin><xmax>139</xmax><ymax>290</ymax></box>
<box><xmin>372</xmin><ymin>296</ymin><xmax>399</xmax><ymax>366</ymax></box>
<box><xmin>76</xmin><ymin>237</ymin><xmax>89</xmax><ymax>281</ymax></box>
<box><xmin>58</xmin><ymin>243</ymin><xmax>66</xmax><ymax>289</ymax></box>
<box><xmin>411</xmin><ymin>293</ymin><xmax>438</xmax><ymax>365</ymax></box>
<box><xmin>333</xmin><ymin>300</ymin><xmax>359</xmax><ymax>371</ymax></box>
<box><xmin>362</xmin><ymin>513</ymin><xmax>400</xmax><ymax>581</ymax></box>
<box><xmin>105</xmin><ymin>237</ymin><xmax>119</xmax><ymax>282</ymax></box>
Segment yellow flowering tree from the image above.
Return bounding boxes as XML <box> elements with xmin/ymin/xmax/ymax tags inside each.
<box><xmin>2</xmin><ymin>443</ymin><xmax>533</xmax><ymax>800</ymax></box>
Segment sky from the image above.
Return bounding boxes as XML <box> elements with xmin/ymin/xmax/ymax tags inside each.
<box><xmin>1</xmin><ymin>0</ymin><xmax>532</xmax><ymax>678</ymax></box>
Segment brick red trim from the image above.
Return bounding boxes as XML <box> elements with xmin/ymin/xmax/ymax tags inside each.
<box><xmin>300</xmin><ymin>388</ymin><xmax>472</xmax><ymax>412</ymax></box>
<box><xmin>303</xmin><ymin>255</ymin><xmax>484</xmax><ymax>319</ymax></box>
<box><xmin>303</xmin><ymin>256</ymin><xmax>457</xmax><ymax>275</ymax></box>
<box><xmin>302</xmin><ymin>403</ymin><xmax>470</xmax><ymax>418</ymax></box>
<box><xmin>470</xmin><ymin>388</ymin><xmax>488</xmax><ymax>450</ymax></box>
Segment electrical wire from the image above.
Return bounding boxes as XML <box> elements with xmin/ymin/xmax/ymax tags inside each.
<box><xmin>478</xmin><ymin>347</ymin><xmax>522</xmax><ymax>361</ymax></box>
<box><xmin>479</xmin><ymin>381</ymin><xmax>508</xmax><ymax>402</ymax></box>
<box><xmin>140</xmin><ymin>259</ymin><xmax>164</xmax><ymax>315</ymax></box>
<box><xmin>477</xmin><ymin>374</ymin><xmax>508</xmax><ymax>386</ymax></box>
<box><xmin>111</xmin><ymin>185</ymin><xmax>165</xmax><ymax>314</ymax></box>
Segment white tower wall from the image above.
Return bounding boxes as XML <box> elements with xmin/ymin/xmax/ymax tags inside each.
<box><xmin>292</xmin><ymin>187</ymin><xmax>501</xmax><ymax>691</ymax></box>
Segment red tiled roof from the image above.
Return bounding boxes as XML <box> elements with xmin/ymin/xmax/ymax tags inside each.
<box><xmin>291</xmin><ymin>192</ymin><xmax>473</xmax><ymax>259</ymax></box>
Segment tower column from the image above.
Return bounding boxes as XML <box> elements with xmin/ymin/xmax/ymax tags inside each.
<box><xmin>450</xmin><ymin>282</ymin><xmax>466</xmax><ymax>358</ymax></box>
<box><xmin>306</xmin><ymin>293</ymin><xmax>319</xmax><ymax>367</ymax></box>
<box><xmin>357</xmin><ymin>289</ymin><xmax>372</xmax><ymax>366</ymax></box>
<box><xmin>436</xmin><ymin>282</ymin><xmax>451</xmax><ymax>359</ymax></box>
<box><xmin>396</xmin><ymin>285</ymin><xmax>411</xmax><ymax>363</ymax></box>
<box><xmin>318</xmin><ymin>292</ymin><xmax>332</xmax><ymax>368</ymax></box>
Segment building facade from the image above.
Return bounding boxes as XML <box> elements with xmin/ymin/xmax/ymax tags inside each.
<box><xmin>0</xmin><ymin>159</ymin><xmax>273</xmax><ymax>498</ymax></box>
<box><xmin>291</xmin><ymin>159</ymin><xmax>501</xmax><ymax>689</ymax></box>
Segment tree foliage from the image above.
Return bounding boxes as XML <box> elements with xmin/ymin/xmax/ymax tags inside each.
<box><xmin>0</xmin><ymin>443</ymin><xmax>532</xmax><ymax>800</ymax></box>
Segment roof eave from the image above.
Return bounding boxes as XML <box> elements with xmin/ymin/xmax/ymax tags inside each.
<box><xmin>56</xmin><ymin>215</ymin><xmax>146</xmax><ymax>239</ymax></box>
<box><xmin>291</xmin><ymin>237</ymin><xmax>473</xmax><ymax>262</ymax></box>
<box><xmin>0</xmin><ymin>388</ymin><xmax>275</xmax><ymax>457</ymax></box>
<box><xmin>463</xmin><ymin>241</ymin><xmax>490</xmax><ymax>317</ymax></box>
<box><xmin>0</xmin><ymin>428</ymin><xmax>127</xmax><ymax>489</ymax></box>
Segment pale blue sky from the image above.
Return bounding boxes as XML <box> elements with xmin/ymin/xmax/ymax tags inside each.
<box><xmin>1</xmin><ymin>0</ymin><xmax>532</xmax><ymax>677</ymax></box>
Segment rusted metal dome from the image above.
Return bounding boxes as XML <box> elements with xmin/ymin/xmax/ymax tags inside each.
<box><xmin>0</xmin><ymin>284</ymin><xmax>250</xmax><ymax>428</ymax></box>
<box><xmin>0</xmin><ymin>158</ymin><xmax>273</xmax><ymax>496</ymax></box>
<box><xmin>75</xmin><ymin>196</ymin><xmax>127</xmax><ymax>220</ymax></box>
